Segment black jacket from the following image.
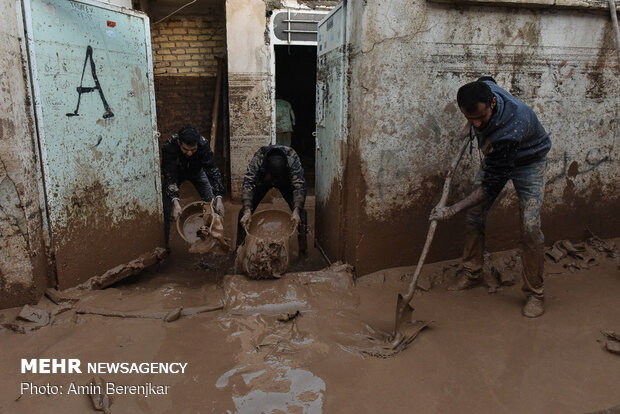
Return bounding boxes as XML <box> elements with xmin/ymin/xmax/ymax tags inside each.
<box><xmin>241</xmin><ymin>145</ymin><xmax>306</xmax><ymax>210</ymax></box>
<box><xmin>161</xmin><ymin>135</ymin><xmax>225</xmax><ymax>199</ymax></box>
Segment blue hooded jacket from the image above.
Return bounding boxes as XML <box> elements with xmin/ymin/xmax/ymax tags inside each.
<box><xmin>474</xmin><ymin>80</ymin><xmax>551</xmax><ymax>199</ymax></box>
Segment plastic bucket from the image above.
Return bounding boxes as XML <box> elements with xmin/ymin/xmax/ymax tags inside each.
<box><xmin>235</xmin><ymin>209</ymin><xmax>296</xmax><ymax>279</ymax></box>
<box><xmin>176</xmin><ymin>201</ymin><xmax>214</xmax><ymax>244</ymax></box>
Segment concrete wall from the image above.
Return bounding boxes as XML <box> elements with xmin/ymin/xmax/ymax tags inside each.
<box><xmin>225</xmin><ymin>0</ymin><xmax>273</xmax><ymax>198</ymax></box>
<box><xmin>340</xmin><ymin>0</ymin><xmax>620</xmax><ymax>275</ymax></box>
<box><xmin>0</xmin><ymin>0</ymin><xmax>50</xmax><ymax>308</ymax></box>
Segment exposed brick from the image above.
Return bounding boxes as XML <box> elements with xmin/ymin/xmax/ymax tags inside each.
<box><xmin>171</xmin><ymin>48</ymin><xmax>186</xmax><ymax>55</ymax></box>
<box><xmin>186</xmin><ymin>48</ymin><xmax>200</xmax><ymax>54</ymax></box>
<box><xmin>177</xmin><ymin>67</ymin><xmax>192</xmax><ymax>73</ymax></box>
<box><xmin>168</xmin><ymin>35</ymin><xmax>184</xmax><ymax>41</ymax></box>
<box><xmin>162</xmin><ymin>55</ymin><xmax>177</xmax><ymax>61</ymax></box>
<box><xmin>175</xmin><ymin>41</ymin><xmax>190</xmax><ymax>47</ymax></box>
<box><xmin>156</xmin><ymin>49</ymin><xmax>171</xmax><ymax>55</ymax></box>
<box><xmin>160</xmin><ymin>42</ymin><xmax>175</xmax><ymax>48</ymax></box>
<box><xmin>172</xmin><ymin>28</ymin><xmax>187</xmax><ymax>34</ymax></box>
<box><xmin>185</xmin><ymin>61</ymin><xmax>199</xmax><ymax>67</ymax></box>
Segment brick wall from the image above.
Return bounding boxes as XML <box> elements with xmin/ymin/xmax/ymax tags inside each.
<box><xmin>150</xmin><ymin>14</ymin><xmax>229</xmax><ymax>189</ymax></box>
<box><xmin>151</xmin><ymin>15</ymin><xmax>226</xmax><ymax>76</ymax></box>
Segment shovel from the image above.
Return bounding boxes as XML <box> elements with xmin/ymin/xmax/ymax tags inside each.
<box><xmin>394</xmin><ymin>136</ymin><xmax>471</xmax><ymax>336</ymax></box>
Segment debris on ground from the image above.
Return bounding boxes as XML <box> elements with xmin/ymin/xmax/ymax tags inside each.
<box><xmin>602</xmin><ymin>331</ymin><xmax>620</xmax><ymax>355</ymax></box>
<box><xmin>277</xmin><ymin>310</ymin><xmax>301</xmax><ymax>322</ymax></box>
<box><xmin>342</xmin><ymin>321</ymin><xmax>431</xmax><ymax>359</ymax></box>
<box><xmin>76</xmin><ymin>304</ymin><xmax>223</xmax><ymax>321</ymax></box>
<box><xmin>88</xmin><ymin>377</ymin><xmax>112</xmax><ymax>413</ymax></box>
<box><xmin>17</xmin><ymin>305</ymin><xmax>50</xmax><ymax>325</ymax></box>
<box><xmin>545</xmin><ymin>233</ymin><xmax>618</xmax><ymax>272</ymax></box>
<box><xmin>0</xmin><ymin>303</ymin><xmax>72</xmax><ymax>334</ymax></box>
<box><xmin>44</xmin><ymin>288</ymin><xmax>80</xmax><ymax>305</ymax></box>
<box><xmin>587</xmin><ymin>404</ymin><xmax>620</xmax><ymax>414</ymax></box>
<box><xmin>73</xmin><ymin>248</ymin><xmax>168</xmax><ymax>291</ymax></box>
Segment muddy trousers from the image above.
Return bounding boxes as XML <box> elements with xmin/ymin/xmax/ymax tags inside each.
<box><xmin>461</xmin><ymin>159</ymin><xmax>547</xmax><ymax>298</ymax></box>
<box><xmin>236</xmin><ymin>183</ymin><xmax>308</xmax><ymax>254</ymax></box>
<box><xmin>163</xmin><ymin>169</ymin><xmax>213</xmax><ymax>246</ymax></box>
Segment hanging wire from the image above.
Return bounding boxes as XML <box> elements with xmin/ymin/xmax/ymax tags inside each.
<box><xmin>153</xmin><ymin>0</ymin><xmax>198</xmax><ymax>25</ymax></box>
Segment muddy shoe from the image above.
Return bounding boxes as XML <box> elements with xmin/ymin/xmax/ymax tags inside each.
<box><xmin>447</xmin><ymin>275</ymin><xmax>483</xmax><ymax>291</ymax></box>
<box><xmin>522</xmin><ymin>296</ymin><xmax>544</xmax><ymax>318</ymax></box>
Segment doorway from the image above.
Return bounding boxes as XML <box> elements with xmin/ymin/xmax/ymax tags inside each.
<box><xmin>275</xmin><ymin>45</ymin><xmax>317</xmax><ymax>189</ymax></box>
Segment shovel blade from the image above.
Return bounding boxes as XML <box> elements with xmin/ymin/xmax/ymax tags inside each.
<box><xmin>394</xmin><ymin>293</ymin><xmax>415</xmax><ymax>334</ymax></box>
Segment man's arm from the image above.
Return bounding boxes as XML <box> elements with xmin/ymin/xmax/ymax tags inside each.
<box><xmin>430</xmin><ymin>140</ymin><xmax>518</xmax><ymax>221</ymax></box>
<box><xmin>286</xmin><ymin>149</ymin><xmax>306</xmax><ymax>210</ymax></box>
<box><xmin>161</xmin><ymin>142</ymin><xmax>180</xmax><ymax>201</ymax></box>
<box><xmin>241</xmin><ymin>150</ymin><xmax>264</xmax><ymax>211</ymax></box>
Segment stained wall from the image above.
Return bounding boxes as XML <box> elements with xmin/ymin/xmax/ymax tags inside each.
<box><xmin>339</xmin><ymin>0</ymin><xmax>619</xmax><ymax>274</ymax></box>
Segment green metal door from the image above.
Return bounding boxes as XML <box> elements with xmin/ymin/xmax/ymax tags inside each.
<box><xmin>23</xmin><ymin>0</ymin><xmax>163</xmax><ymax>289</ymax></box>
<box><xmin>315</xmin><ymin>3</ymin><xmax>348</xmax><ymax>262</ymax></box>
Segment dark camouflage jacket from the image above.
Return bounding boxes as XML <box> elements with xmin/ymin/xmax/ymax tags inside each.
<box><xmin>242</xmin><ymin>145</ymin><xmax>306</xmax><ymax>210</ymax></box>
<box><xmin>161</xmin><ymin>134</ymin><xmax>225</xmax><ymax>199</ymax></box>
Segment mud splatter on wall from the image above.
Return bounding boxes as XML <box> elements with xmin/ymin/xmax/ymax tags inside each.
<box><xmin>0</xmin><ymin>0</ymin><xmax>50</xmax><ymax>308</ymax></box>
<box><xmin>335</xmin><ymin>0</ymin><xmax>619</xmax><ymax>275</ymax></box>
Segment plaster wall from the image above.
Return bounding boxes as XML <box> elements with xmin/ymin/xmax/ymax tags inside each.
<box><xmin>342</xmin><ymin>1</ymin><xmax>619</xmax><ymax>274</ymax></box>
<box><xmin>0</xmin><ymin>0</ymin><xmax>50</xmax><ymax>308</ymax></box>
<box><xmin>225</xmin><ymin>0</ymin><xmax>272</xmax><ymax>198</ymax></box>
<box><xmin>225</xmin><ymin>0</ymin><xmax>338</xmax><ymax>198</ymax></box>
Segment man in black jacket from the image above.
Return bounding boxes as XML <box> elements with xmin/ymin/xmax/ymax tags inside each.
<box><xmin>237</xmin><ymin>145</ymin><xmax>307</xmax><ymax>255</ymax></box>
<box><xmin>161</xmin><ymin>125</ymin><xmax>225</xmax><ymax>245</ymax></box>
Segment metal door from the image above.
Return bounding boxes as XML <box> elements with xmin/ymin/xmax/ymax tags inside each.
<box><xmin>315</xmin><ymin>3</ymin><xmax>348</xmax><ymax>262</ymax></box>
<box><xmin>23</xmin><ymin>0</ymin><xmax>163</xmax><ymax>289</ymax></box>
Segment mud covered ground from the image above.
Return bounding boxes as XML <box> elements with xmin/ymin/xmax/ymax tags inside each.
<box><xmin>0</xmin><ymin>197</ymin><xmax>619</xmax><ymax>414</ymax></box>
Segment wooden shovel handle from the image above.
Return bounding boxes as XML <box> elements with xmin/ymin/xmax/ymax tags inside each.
<box><xmin>399</xmin><ymin>137</ymin><xmax>471</xmax><ymax>308</ymax></box>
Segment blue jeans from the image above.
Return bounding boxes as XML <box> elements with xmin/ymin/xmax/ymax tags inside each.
<box><xmin>462</xmin><ymin>158</ymin><xmax>547</xmax><ymax>298</ymax></box>
<box><xmin>163</xmin><ymin>170</ymin><xmax>213</xmax><ymax>245</ymax></box>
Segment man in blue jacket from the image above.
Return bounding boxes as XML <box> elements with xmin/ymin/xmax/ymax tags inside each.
<box><xmin>430</xmin><ymin>77</ymin><xmax>551</xmax><ymax>318</ymax></box>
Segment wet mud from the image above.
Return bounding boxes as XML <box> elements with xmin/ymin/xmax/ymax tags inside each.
<box><xmin>1</xmin><ymin>197</ymin><xmax>618</xmax><ymax>413</ymax></box>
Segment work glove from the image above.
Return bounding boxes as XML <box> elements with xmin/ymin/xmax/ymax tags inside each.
<box><xmin>213</xmin><ymin>197</ymin><xmax>225</xmax><ymax>217</ymax></box>
<box><xmin>429</xmin><ymin>205</ymin><xmax>456</xmax><ymax>221</ymax></box>
<box><xmin>240</xmin><ymin>208</ymin><xmax>252</xmax><ymax>230</ymax></box>
<box><xmin>171</xmin><ymin>199</ymin><xmax>182</xmax><ymax>221</ymax></box>
<box><xmin>290</xmin><ymin>207</ymin><xmax>301</xmax><ymax>229</ymax></box>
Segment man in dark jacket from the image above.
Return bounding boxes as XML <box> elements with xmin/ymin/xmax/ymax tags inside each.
<box><xmin>237</xmin><ymin>145</ymin><xmax>307</xmax><ymax>255</ymax></box>
<box><xmin>161</xmin><ymin>125</ymin><xmax>225</xmax><ymax>245</ymax></box>
<box><xmin>430</xmin><ymin>77</ymin><xmax>551</xmax><ymax>318</ymax></box>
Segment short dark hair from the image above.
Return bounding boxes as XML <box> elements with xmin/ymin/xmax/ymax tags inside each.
<box><xmin>457</xmin><ymin>81</ymin><xmax>494</xmax><ymax>113</ymax></box>
<box><xmin>264</xmin><ymin>151</ymin><xmax>288</xmax><ymax>178</ymax></box>
<box><xmin>477</xmin><ymin>76</ymin><xmax>497</xmax><ymax>84</ymax></box>
<box><xmin>178</xmin><ymin>125</ymin><xmax>200</xmax><ymax>146</ymax></box>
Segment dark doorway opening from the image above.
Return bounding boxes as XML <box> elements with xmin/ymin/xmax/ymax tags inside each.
<box><xmin>275</xmin><ymin>45</ymin><xmax>317</xmax><ymax>189</ymax></box>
